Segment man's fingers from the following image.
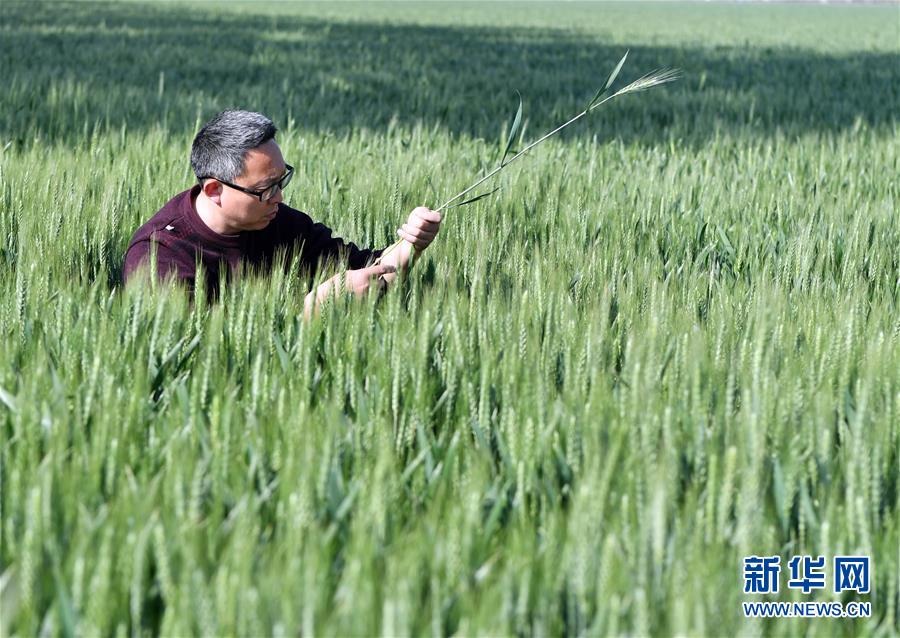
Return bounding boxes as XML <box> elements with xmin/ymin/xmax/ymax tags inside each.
<box><xmin>350</xmin><ymin>264</ymin><xmax>394</xmax><ymax>276</ymax></box>
<box><xmin>398</xmin><ymin>228</ymin><xmax>429</xmax><ymax>247</ymax></box>
<box><xmin>407</xmin><ymin>218</ymin><xmax>440</xmax><ymax>231</ymax></box>
<box><xmin>403</xmin><ymin>206</ymin><xmax>441</xmax><ymax>249</ymax></box>
<box><xmin>311</xmin><ymin>265</ymin><xmax>396</xmax><ymax>306</ymax></box>
<box><xmin>352</xmin><ymin>264</ymin><xmax>396</xmax><ymax>288</ymax></box>
<box><xmin>411</xmin><ymin>207</ymin><xmax>442</xmax><ymax>224</ymax></box>
<box><xmin>400</xmin><ymin>223</ymin><xmax>436</xmax><ymax>241</ymax></box>
<box><xmin>365</xmin><ymin>264</ymin><xmax>396</xmax><ymax>278</ymax></box>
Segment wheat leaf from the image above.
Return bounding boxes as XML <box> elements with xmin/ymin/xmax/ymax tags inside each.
<box><xmin>446</xmin><ymin>187</ymin><xmax>501</xmax><ymax>209</ymax></box>
<box><xmin>587</xmin><ymin>50</ymin><xmax>628</xmax><ymax>110</ymax></box>
<box><xmin>501</xmin><ymin>91</ymin><xmax>523</xmax><ymax>167</ymax></box>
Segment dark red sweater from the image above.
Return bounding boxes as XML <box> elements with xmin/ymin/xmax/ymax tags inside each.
<box><xmin>123</xmin><ymin>185</ymin><xmax>382</xmax><ymax>298</ymax></box>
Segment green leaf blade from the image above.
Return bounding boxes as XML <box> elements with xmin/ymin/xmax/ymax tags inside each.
<box><xmin>446</xmin><ymin>186</ymin><xmax>501</xmax><ymax>209</ymax></box>
<box><xmin>587</xmin><ymin>50</ymin><xmax>628</xmax><ymax>110</ymax></box>
<box><xmin>501</xmin><ymin>91</ymin><xmax>523</xmax><ymax>167</ymax></box>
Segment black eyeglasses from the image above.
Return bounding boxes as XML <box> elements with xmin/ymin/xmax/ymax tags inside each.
<box><xmin>200</xmin><ymin>164</ymin><xmax>294</xmax><ymax>202</ymax></box>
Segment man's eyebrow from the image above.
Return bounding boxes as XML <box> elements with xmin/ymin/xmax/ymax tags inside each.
<box><xmin>250</xmin><ymin>170</ymin><xmax>285</xmax><ymax>189</ymax></box>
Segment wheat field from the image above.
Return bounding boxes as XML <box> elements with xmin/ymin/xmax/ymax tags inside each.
<box><xmin>1</xmin><ymin>2</ymin><xmax>898</xmax><ymax>636</ymax></box>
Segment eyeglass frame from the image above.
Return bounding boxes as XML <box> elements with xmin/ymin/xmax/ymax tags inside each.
<box><xmin>198</xmin><ymin>164</ymin><xmax>294</xmax><ymax>202</ymax></box>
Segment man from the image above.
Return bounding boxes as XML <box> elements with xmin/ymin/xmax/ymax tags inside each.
<box><xmin>123</xmin><ymin>110</ymin><xmax>441</xmax><ymax>315</ymax></box>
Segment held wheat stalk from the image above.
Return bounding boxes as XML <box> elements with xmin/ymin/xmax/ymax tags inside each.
<box><xmin>374</xmin><ymin>53</ymin><xmax>681</xmax><ymax>266</ymax></box>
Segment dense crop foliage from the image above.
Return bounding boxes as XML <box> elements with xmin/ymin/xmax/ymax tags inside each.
<box><xmin>1</xmin><ymin>2</ymin><xmax>898</xmax><ymax>636</ymax></box>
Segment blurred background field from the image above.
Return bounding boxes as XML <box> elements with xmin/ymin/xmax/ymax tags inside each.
<box><xmin>1</xmin><ymin>2</ymin><xmax>898</xmax><ymax>636</ymax></box>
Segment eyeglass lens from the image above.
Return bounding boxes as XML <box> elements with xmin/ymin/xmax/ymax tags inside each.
<box><xmin>262</xmin><ymin>168</ymin><xmax>293</xmax><ymax>201</ymax></box>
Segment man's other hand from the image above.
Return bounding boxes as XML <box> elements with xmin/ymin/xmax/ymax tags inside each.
<box><xmin>304</xmin><ymin>264</ymin><xmax>396</xmax><ymax>319</ymax></box>
<box><xmin>398</xmin><ymin>206</ymin><xmax>441</xmax><ymax>251</ymax></box>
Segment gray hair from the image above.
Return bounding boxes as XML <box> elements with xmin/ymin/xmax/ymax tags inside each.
<box><xmin>190</xmin><ymin>110</ymin><xmax>277</xmax><ymax>182</ymax></box>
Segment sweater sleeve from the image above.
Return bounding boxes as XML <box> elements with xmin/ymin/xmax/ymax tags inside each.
<box><xmin>303</xmin><ymin>220</ymin><xmax>384</xmax><ymax>270</ymax></box>
<box><xmin>279</xmin><ymin>208</ymin><xmax>383</xmax><ymax>273</ymax></box>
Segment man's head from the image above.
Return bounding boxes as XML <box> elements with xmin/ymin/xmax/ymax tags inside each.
<box><xmin>191</xmin><ymin>110</ymin><xmax>292</xmax><ymax>233</ymax></box>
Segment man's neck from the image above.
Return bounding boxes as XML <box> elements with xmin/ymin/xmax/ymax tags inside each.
<box><xmin>194</xmin><ymin>190</ymin><xmax>240</xmax><ymax>236</ymax></box>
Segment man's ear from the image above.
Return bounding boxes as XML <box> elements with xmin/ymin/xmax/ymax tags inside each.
<box><xmin>202</xmin><ymin>179</ymin><xmax>224</xmax><ymax>206</ymax></box>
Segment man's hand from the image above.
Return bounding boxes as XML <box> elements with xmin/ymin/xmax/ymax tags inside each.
<box><xmin>397</xmin><ymin>206</ymin><xmax>441</xmax><ymax>252</ymax></box>
<box><xmin>304</xmin><ymin>264</ymin><xmax>396</xmax><ymax>319</ymax></box>
<box><xmin>304</xmin><ymin>206</ymin><xmax>441</xmax><ymax>319</ymax></box>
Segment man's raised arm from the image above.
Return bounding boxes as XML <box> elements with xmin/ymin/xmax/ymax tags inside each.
<box><xmin>303</xmin><ymin>206</ymin><xmax>441</xmax><ymax>318</ymax></box>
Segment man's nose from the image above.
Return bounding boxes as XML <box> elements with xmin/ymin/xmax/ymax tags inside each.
<box><xmin>269</xmin><ymin>187</ymin><xmax>284</xmax><ymax>205</ymax></box>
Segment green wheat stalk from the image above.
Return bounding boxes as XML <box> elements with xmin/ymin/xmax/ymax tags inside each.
<box><xmin>375</xmin><ymin>53</ymin><xmax>681</xmax><ymax>265</ymax></box>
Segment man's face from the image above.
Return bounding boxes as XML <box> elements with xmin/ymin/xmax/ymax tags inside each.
<box><xmin>216</xmin><ymin>139</ymin><xmax>287</xmax><ymax>233</ymax></box>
